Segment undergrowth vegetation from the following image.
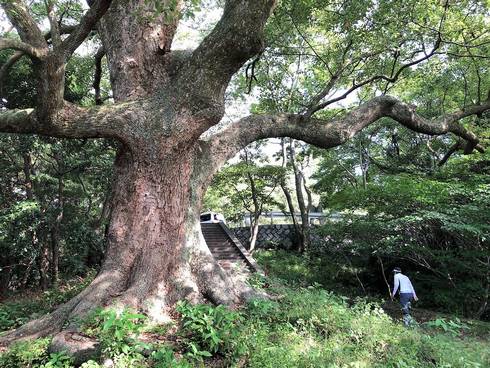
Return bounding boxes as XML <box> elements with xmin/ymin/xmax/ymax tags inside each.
<box><xmin>310</xmin><ymin>151</ymin><xmax>490</xmax><ymax>319</ymax></box>
<box><xmin>1</xmin><ymin>253</ymin><xmax>489</xmax><ymax>367</ymax></box>
<box><xmin>0</xmin><ymin>270</ymin><xmax>95</xmax><ymax>332</ymax></box>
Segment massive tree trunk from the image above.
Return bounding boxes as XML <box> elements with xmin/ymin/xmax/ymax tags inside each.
<box><xmin>0</xmin><ymin>0</ymin><xmax>488</xmax><ymax>350</ymax></box>
<box><xmin>97</xmin><ymin>144</ymin><xmax>239</xmax><ymax>317</ymax></box>
<box><xmin>0</xmin><ymin>139</ymin><xmax>247</xmax><ymax>342</ymax></box>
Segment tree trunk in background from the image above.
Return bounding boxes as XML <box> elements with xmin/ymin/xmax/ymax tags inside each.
<box><xmin>38</xmin><ymin>235</ymin><xmax>51</xmax><ymax>290</ymax></box>
<box><xmin>247</xmin><ymin>162</ymin><xmax>261</xmax><ymax>252</ymax></box>
<box><xmin>249</xmin><ymin>214</ymin><xmax>260</xmax><ymax>253</ymax></box>
<box><xmin>86</xmin><ymin>186</ymin><xmax>113</xmax><ymax>268</ymax></box>
<box><xmin>51</xmin><ymin>171</ymin><xmax>64</xmax><ymax>285</ymax></box>
<box><xmin>280</xmin><ymin>138</ymin><xmax>300</xmax><ymax>250</ymax></box>
<box><xmin>22</xmin><ymin>152</ymin><xmax>41</xmax><ymax>289</ymax></box>
<box><xmin>290</xmin><ymin>140</ymin><xmax>310</xmax><ymax>253</ymax></box>
<box><xmin>359</xmin><ymin>140</ymin><xmax>369</xmax><ymax>189</ymax></box>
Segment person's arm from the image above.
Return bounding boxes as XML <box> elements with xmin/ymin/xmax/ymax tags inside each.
<box><xmin>410</xmin><ymin>280</ymin><xmax>418</xmax><ymax>301</ymax></box>
<box><xmin>391</xmin><ymin>275</ymin><xmax>399</xmax><ymax>299</ymax></box>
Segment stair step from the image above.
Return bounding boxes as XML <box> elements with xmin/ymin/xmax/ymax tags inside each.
<box><xmin>213</xmin><ymin>253</ymin><xmax>243</xmax><ymax>257</ymax></box>
<box><xmin>201</xmin><ymin>223</ymin><xmax>255</xmax><ymax>273</ymax></box>
<box><xmin>213</xmin><ymin>253</ymin><xmax>243</xmax><ymax>258</ymax></box>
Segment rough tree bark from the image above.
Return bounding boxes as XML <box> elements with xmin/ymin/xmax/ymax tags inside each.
<box><xmin>0</xmin><ymin>0</ymin><xmax>488</xmax><ymax>351</ymax></box>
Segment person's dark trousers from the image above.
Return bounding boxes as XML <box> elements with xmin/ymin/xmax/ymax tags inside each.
<box><xmin>399</xmin><ymin>293</ymin><xmax>413</xmax><ymax>326</ymax></box>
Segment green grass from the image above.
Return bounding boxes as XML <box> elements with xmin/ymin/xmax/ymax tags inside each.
<box><xmin>240</xmin><ymin>281</ymin><xmax>489</xmax><ymax>367</ymax></box>
<box><xmin>1</xmin><ymin>252</ymin><xmax>489</xmax><ymax>367</ymax></box>
<box><xmin>247</xmin><ymin>250</ymin><xmax>490</xmax><ymax>368</ymax></box>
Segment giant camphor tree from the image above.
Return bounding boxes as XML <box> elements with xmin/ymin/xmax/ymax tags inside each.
<box><xmin>0</xmin><ymin>0</ymin><xmax>489</xmax><ymax>345</ymax></box>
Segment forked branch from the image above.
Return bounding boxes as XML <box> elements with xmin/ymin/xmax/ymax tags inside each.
<box><xmin>182</xmin><ymin>0</ymin><xmax>276</xmax><ymax>95</ymax></box>
<box><xmin>0</xmin><ymin>0</ymin><xmax>46</xmax><ymax>47</ymax></box>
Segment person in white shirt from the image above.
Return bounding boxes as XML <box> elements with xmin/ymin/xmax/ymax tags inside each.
<box><xmin>391</xmin><ymin>267</ymin><xmax>418</xmax><ymax>326</ymax></box>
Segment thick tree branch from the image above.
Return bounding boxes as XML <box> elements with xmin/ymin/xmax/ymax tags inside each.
<box><xmin>0</xmin><ymin>37</ymin><xmax>46</xmax><ymax>58</ymax></box>
<box><xmin>0</xmin><ymin>102</ymin><xmax>137</xmax><ymax>141</ymax></box>
<box><xmin>0</xmin><ymin>0</ymin><xmax>46</xmax><ymax>48</ymax></box>
<box><xmin>0</xmin><ymin>25</ymin><xmax>80</xmax><ymax>95</ymax></box>
<box><xmin>61</xmin><ymin>0</ymin><xmax>111</xmax><ymax>57</ymax></box>
<box><xmin>180</xmin><ymin>0</ymin><xmax>276</xmax><ymax>98</ymax></box>
<box><xmin>206</xmin><ymin>95</ymin><xmax>489</xmax><ymax>165</ymax></box>
<box><xmin>45</xmin><ymin>24</ymin><xmax>78</xmax><ymax>43</ymax></box>
<box><xmin>93</xmin><ymin>46</ymin><xmax>105</xmax><ymax>105</ymax></box>
<box><xmin>45</xmin><ymin>0</ymin><xmax>62</xmax><ymax>48</ymax></box>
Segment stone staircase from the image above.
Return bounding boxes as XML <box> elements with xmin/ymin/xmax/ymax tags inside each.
<box><xmin>200</xmin><ymin>223</ymin><xmax>260</xmax><ymax>273</ymax></box>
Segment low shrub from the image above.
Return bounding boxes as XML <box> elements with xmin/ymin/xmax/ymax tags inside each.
<box><xmin>176</xmin><ymin>301</ymin><xmax>244</xmax><ymax>362</ymax></box>
<box><xmin>40</xmin><ymin>352</ymin><xmax>73</xmax><ymax>368</ymax></box>
<box><xmin>424</xmin><ymin>317</ymin><xmax>470</xmax><ymax>337</ymax></box>
<box><xmin>83</xmin><ymin>307</ymin><xmax>147</xmax><ymax>356</ymax></box>
<box><xmin>0</xmin><ymin>251</ymin><xmax>488</xmax><ymax>367</ymax></box>
<box><xmin>150</xmin><ymin>345</ymin><xmax>192</xmax><ymax>368</ymax></box>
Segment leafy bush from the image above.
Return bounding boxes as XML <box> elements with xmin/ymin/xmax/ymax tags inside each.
<box><xmin>0</xmin><ymin>307</ymin><xmax>29</xmax><ymax>332</ymax></box>
<box><xmin>244</xmin><ymin>251</ymin><xmax>490</xmax><ymax>368</ymax></box>
<box><xmin>150</xmin><ymin>345</ymin><xmax>192</xmax><ymax>368</ymax></box>
<box><xmin>83</xmin><ymin>308</ymin><xmax>147</xmax><ymax>356</ymax></box>
<box><xmin>246</xmin><ymin>298</ymin><xmax>280</xmax><ymax>322</ymax></box>
<box><xmin>40</xmin><ymin>352</ymin><xmax>73</xmax><ymax>368</ymax></box>
<box><xmin>247</xmin><ymin>273</ymin><xmax>270</xmax><ymax>289</ymax></box>
<box><xmin>1</xmin><ymin>271</ymin><xmax>489</xmax><ymax>367</ymax></box>
<box><xmin>79</xmin><ymin>361</ymin><xmax>102</xmax><ymax>368</ymax></box>
<box><xmin>424</xmin><ymin>318</ymin><xmax>470</xmax><ymax>337</ymax></box>
<box><xmin>176</xmin><ymin>301</ymin><xmax>243</xmax><ymax>361</ymax></box>
<box><xmin>311</xmin><ymin>163</ymin><xmax>490</xmax><ymax>318</ymax></box>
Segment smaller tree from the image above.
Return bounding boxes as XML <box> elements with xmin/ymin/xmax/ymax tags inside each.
<box><xmin>206</xmin><ymin>145</ymin><xmax>284</xmax><ymax>252</ymax></box>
